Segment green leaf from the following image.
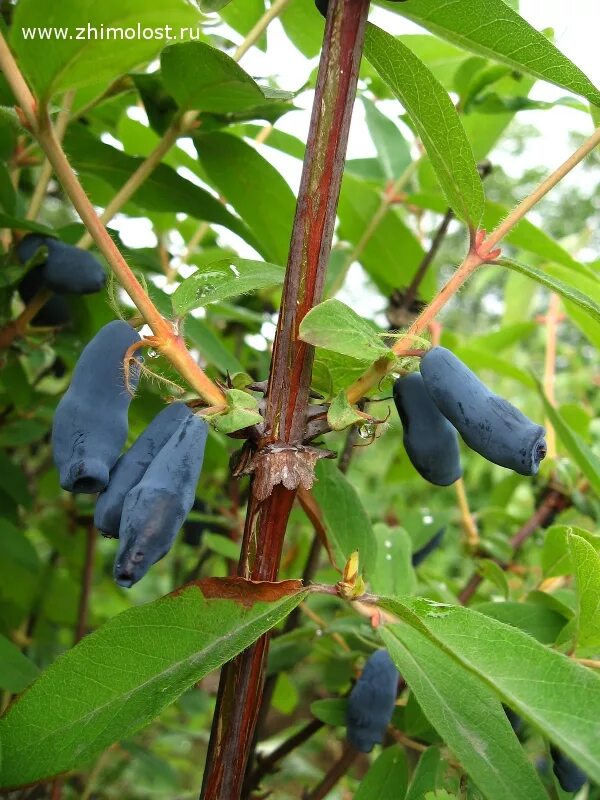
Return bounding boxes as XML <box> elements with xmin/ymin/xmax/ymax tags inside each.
<box><xmin>210</xmin><ymin>389</ymin><xmax>263</xmax><ymax>434</ymax></box>
<box><xmin>337</xmin><ymin>174</ymin><xmax>427</xmax><ymax>297</ymax></box>
<box><xmin>172</xmin><ymin>258</ymin><xmax>284</xmax><ymax>315</ymax></box>
<box><xmin>311</xmin><ymin>459</ymin><xmax>377</xmax><ymax>576</ymax></box>
<box><xmin>310</xmin><ymin>697</ymin><xmax>347</xmax><ymax>726</ymax></box>
<box><xmin>569</xmin><ymin>533</ymin><xmax>600</xmax><ymax>653</ymax></box>
<box><xmin>0</xmin><ymin>578</ymin><xmax>307</xmax><ymax>788</ymax></box>
<box><xmin>312</xmin><ymin>349</ymin><xmax>378</xmax><ymax>400</ymax></box>
<box><xmin>63</xmin><ymin>126</ymin><xmax>258</xmax><ymax>250</ymax></box>
<box><xmin>542</xmin><ymin>525</ymin><xmax>600</xmax><ymax>578</ymax></box>
<box><xmin>203</xmin><ymin>532</ymin><xmax>240</xmax><ymax>561</ymax></box>
<box><xmin>354</xmin><ymin>745</ymin><xmax>408</xmax><ymax>800</ymax></box>
<box><xmin>326</xmin><ymin>391</ymin><xmax>365</xmax><ymax>432</ymax></box>
<box><xmin>11</xmin><ymin>0</ymin><xmax>201</xmax><ymax>102</ymax></box>
<box><xmin>476</xmin><ymin>559</ymin><xmax>509</xmax><ymax>599</ymax></box>
<box><xmin>536</xmin><ymin>385</ymin><xmax>600</xmax><ymax>496</ymax></box>
<box><xmin>405</xmin><ymin>748</ymin><xmax>442</xmax><ymax>800</ymax></box>
<box><xmin>220</xmin><ymin>0</ymin><xmax>266</xmax><ymax>49</ymax></box>
<box><xmin>474</xmin><ymin>601</ymin><xmax>567</xmax><ymax>644</ymax></box>
<box><xmin>234</xmin><ymin>124</ymin><xmax>306</xmax><ymax>160</ymax></box>
<box><xmin>380</xmin><ymin>625</ymin><xmax>547</xmax><ymax>800</ymax></box>
<box><xmin>0</xmin><ymin>522</ymin><xmax>40</xmax><ymax>574</ymax></box>
<box><xmin>279</xmin><ymin>0</ymin><xmax>323</xmax><ymax>58</ymax></box>
<box><xmin>389</xmin><ymin>0</ymin><xmax>600</xmax><ymax>107</ymax></box>
<box><xmin>380</xmin><ymin>597</ymin><xmax>600</xmax><ymax>782</ymax></box>
<box><xmin>469</xmin><ymin>322</ymin><xmax>536</xmax><ymax>353</ymax></box>
<box><xmin>370</xmin><ymin>524</ymin><xmax>416</xmax><ymax>597</ymax></box>
<box><xmin>199</xmin><ymin>0</ymin><xmax>232</xmax><ymax>10</ymax></box>
<box><xmin>0</xmin><ymin>450</ymin><xmax>31</xmax><ymax>509</ymax></box>
<box><xmin>161</xmin><ymin>42</ymin><xmax>291</xmax><ymax>114</ymax></box>
<box><xmin>0</xmin><ymin>634</ymin><xmax>39</xmax><ymax>693</ymax></box>
<box><xmin>498</xmin><ymin>258</ymin><xmax>600</xmax><ymax>325</ymax></box>
<box><xmin>0</xmin><ymin>213</ymin><xmax>55</xmax><ymax>237</ymax></box>
<box><xmin>185</xmin><ymin>317</ymin><xmax>244</xmax><ymax>375</ymax></box>
<box><xmin>196</xmin><ymin>132</ymin><xmax>295</xmax><ymax>266</ymax></box>
<box><xmin>299</xmin><ymin>299</ymin><xmax>391</xmax><ymax>362</ymax></box>
<box><xmin>362</xmin><ymin>98</ymin><xmax>411</xmax><ymax>182</ymax></box>
<box><xmin>0</xmin><ymin>161</ymin><xmax>16</xmax><ymax>214</ymax></box>
<box><xmin>364</xmin><ymin>24</ymin><xmax>484</xmax><ymax>225</ymax></box>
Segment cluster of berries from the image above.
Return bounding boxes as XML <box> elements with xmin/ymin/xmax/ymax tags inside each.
<box><xmin>394</xmin><ymin>347</ymin><xmax>547</xmax><ymax>486</ymax></box>
<box><xmin>52</xmin><ymin>321</ymin><xmax>207</xmax><ymax>587</ymax></box>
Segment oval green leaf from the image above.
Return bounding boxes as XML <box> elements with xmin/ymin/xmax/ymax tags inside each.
<box><xmin>364</xmin><ymin>24</ymin><xmax>484</xmax><ymax>226</ymax></box>
<box><xmin>299</xmin><ymin>299</ymin><xmax>391</xmax><ymax>362</ymax></box>
<box><xmin>173</xmin><ymin>258</ymin><xmax>284</xmax><ymax>314</ymax></box>
<box><xmin>11</xmin><ymin>0</ymin><xmax>201</xmax><ymax>102</ymax></box>
<box><xmin>0</xmin><ymin>578</ymin><xmax>307</xmax><ymax>788</ymax></box>
<box><xmin>388</xmin><ymin>0</ymin><xmax>600</xmax><ymax>108</ymax></box>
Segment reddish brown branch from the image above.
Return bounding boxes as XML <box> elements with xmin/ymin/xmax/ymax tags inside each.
<box><xmin>245</xmin><ymin>718</ymin><xmax>325</xmax><ymax>796</ymax></box>
<box><xmin>0</xmin><ymin>287</ymin><xmax>53</xmax><ymax>350</ymax></box>
<box><xmin>402</xmin><ymin>208</ymin><xmax>454</xmax><ymax>312</ymax></box>
<box><xmin>250</xmin><ymin>412</ymin><xmax>364</xmax><ymax>755</ymax></box>
<box><xmin>75</xmin><ymin>524</ymin><xmax>96</xmax><ymax>644</ymax></box>
<box><xmin>458</xmin><ymin>488</ymin><xmax>570</xmax><ymax>605</ymax></box>
<box><xmin>200</xmin><ymin>1</ymin><xmax>370</xmax><ymax>795</ymax></box>
<box><xmin>302</xmin><ymin>743</ymin><xmax>358</xmax><ymax>800</ymax></box>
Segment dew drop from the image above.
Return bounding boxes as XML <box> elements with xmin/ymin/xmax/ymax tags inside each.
<box><xmin>358</xmin><ymin>423</ymin><xmax>375</xmax><ymax>439</ymax></box>
<box><xmin>147</xmin><ymin>349</ymin><xmax>159</xmax><ymax>359</ymax></box>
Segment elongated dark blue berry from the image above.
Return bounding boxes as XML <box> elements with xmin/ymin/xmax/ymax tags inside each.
<box><xmin>95</xmin><ymin>402</ymin><xmax>193</xmax><ymax>537</ymax></box>
<box><xmin>17</xmin><ymin>234</ymin><xmax>106</xmax><ymax>294</ymax></box>
<box><xmin>18</xmin><ymin>266</ymin><xmax>71</xmax><ymax>327</ymax></box>
<box><xmin>503</xmin><ymin>706</ymin><xmax>524</xmax><ymax>738</ymax></box>
<box><xmin>52</xmin><ymin>321</ymin><xmax>141</xmax><ymax>493</ymax></box>
<box><xmin>420</xmin><ymin>347</ymin><xmax>546</xmax><ymax>476</ymax></box>
<box><xmin>550</xmin><ymin>747</ymin><xmax>587</xmax><ymax>793</ymax></box>
<box><xmin>114</xmin><ymin>414</ymin><xmax>208</xmax><ymax>587</ymax></box>
<box><xmin>411</xmin><ymin>527</ymin><xmax>445</xmax><ymax>567</ymax></box>
<box><xmin>346</xmin><ymin>649</ymin><xmax>399</xmax><ymax>753</ymax></box>
<box><xmin>393</xmin><ymin>373</ymin><xmax>462</xmax><ymax>486</ymax></box>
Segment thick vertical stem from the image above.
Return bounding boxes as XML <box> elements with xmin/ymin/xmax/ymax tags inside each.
<box><xmin>200</xmin><ymin>0</ymin><xmax>370</xmax><ymax>796</ymax></box>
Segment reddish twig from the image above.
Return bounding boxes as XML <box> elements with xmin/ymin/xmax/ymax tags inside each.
<box><xmin>75</xmin><ymin>524</ymin><xmax>96</xmax><ymax>644</ymax></box>
<box><xmin>402</xmin><ymin>208</ymin><xmax>454</xmax><ymax>312</ymax></box>
<box><xmin>0</xmin><ymin>287</ymin><xmax>53</xmax><ymax>350</ymax></box>
<box><xmin>302</xmin><ymin>743</ymin><xmax>358</xmax><ymax>800</ymax></box>
<box><xmin>199</xmin><ymin>0</ymin><xmax>370</xmax><ymax>796</ymax></box>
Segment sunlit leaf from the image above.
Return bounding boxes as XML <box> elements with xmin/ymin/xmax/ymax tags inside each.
<box><xmin>173</xmin><ymin>258</ymin><xmax>284</xmax><ymax>314</ymax></box>
<box><xmin>0</xmin><ymin>579</ymin><xmax>307</xmax><ymax>787</ymax></box>
<box><xmin>300</xmin><ymin>299</ymin><xmax>391</xmax><ymax>362</ymax></box>
<box><xmin>11</xmin><ymin>0</ymin><xmax>201</xmax><ymax>102</ymax></box>
<box><xmin>388</xmin><ymin>0</ymin><xmax>600</xmax><ymax>107</ymax></box>
<box><xmin>364</xmin><ymin>24</ymin><xmax>484</xmax><ymax>225</ymax></box>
